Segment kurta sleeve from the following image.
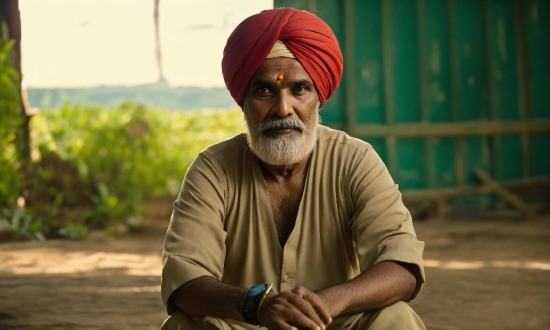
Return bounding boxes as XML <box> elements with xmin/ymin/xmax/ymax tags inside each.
<box><xmin>161</xmin><ymin>151</ymin><xmax>227</xmax><ymax>314</ymax></box>
<box><xmin>348</xmin><ymin>146</ymin><xmax>425</xmax><ymax>300</ymax></box>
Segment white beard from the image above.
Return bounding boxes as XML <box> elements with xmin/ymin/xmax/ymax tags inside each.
<box><xmin>243</xmin><ymin>103</ymin><xmax>320</xmax><ymax>166</ymax></box>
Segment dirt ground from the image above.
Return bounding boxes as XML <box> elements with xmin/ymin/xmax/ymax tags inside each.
<box><xmin>1</xmin><ymin>215</ymin><xmax>549</xmax><ymax>330</ymax></box>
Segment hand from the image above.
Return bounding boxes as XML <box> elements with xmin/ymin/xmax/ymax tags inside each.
<box><xmin>257</xmin><ymin>286</ymin><xmax>332</xmax><ymax>330</ymax></box>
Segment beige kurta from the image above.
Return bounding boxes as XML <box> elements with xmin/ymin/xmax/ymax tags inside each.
<box><xmin>161</xmin><ymin>125</ymin><xmax>425</xmax><ymax>315</ymax></box>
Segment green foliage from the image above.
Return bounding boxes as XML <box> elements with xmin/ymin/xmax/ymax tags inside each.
<box><xmin>0</xmin><ymin>208</ymin><xmax>45</xmax><ymax>241</ymax></box>
<box><xmin>0</xmin><ymin>21</ymin><xmax>23</xmax><ymax>209</ymax></box>
<box><xmin>58</xmin><ymin>223</ymin><xmax>87</xmax><ymax>239</ymax></box>
<box><xmin>31</xmin><ymin>102</ymin><xmax>243</xmax><ymax>231</ymax></box>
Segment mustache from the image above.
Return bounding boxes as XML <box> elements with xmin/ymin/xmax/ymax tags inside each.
<box><xmin>258</xmin><ymin>116</ymin><xmax>306</xmax><ymax>133</ymax></box>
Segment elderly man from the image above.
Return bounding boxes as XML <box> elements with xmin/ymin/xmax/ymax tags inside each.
<box><xmin>161</xmin><ymin>8</ymin><xmax>425</xmax><ymax>330</ymax></box>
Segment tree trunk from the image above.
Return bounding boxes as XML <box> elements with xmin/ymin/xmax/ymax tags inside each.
<box><xmin>0</xmin><ymin>0</ymin><xmax>31</xmax><ymax>165</ymax></box>
<box><xmin>154</xmin><ymin>0</ymin><xmax>166</xmax><ymax>84</ymax></box>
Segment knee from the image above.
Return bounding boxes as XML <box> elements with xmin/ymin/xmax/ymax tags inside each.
<box><xmin>376</xmin><ymin>302</ymin><xmax>425</xmax><ymax>330</ymax></box>
<box><xmin>361</xmin><ymin>302</ymin><xmax>425</xmax><ymax>330</ymax></box>
<box><xmin>160</xmin><ymin>311</ymin><xmax>231</xmax><ymax>330</ymax></box>
<box><xmin>160</xmin><ymin>310</ymin><xmax>196</xmax><ymax>330</ymax></box>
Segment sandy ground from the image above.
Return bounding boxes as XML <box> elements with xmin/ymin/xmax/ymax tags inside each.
<box><xmin>1</xmin><ymin>216</ymin><xmax>549</xmax><ymax>330</ymax></box>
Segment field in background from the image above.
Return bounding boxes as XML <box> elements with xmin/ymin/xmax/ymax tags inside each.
<box><xmin>27</xmin><ymin>85</ymin><xmax>236</xmax><ymax>111</ymax></box>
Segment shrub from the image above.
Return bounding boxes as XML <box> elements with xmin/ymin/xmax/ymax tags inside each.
<box><xmin>29</xmin><ymin>102</ymin><xmax>243</xmax><ymax>232</ymax></box>
<box><xmin>0</xmin><ymin>21</ymin><xmax>22</xmax><ymax>210</ymax></box>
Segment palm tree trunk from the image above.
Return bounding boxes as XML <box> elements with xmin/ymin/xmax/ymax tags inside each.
<box><xmin>154</xmin><ymin>0</ymin><xmax>166</xmax><ymax>84</ymax></box>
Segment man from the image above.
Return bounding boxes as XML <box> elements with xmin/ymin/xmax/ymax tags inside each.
<box><xmin>161</xmin><ymin>8</ymin><xmax>425</xmax><ymax>330</ymax></box>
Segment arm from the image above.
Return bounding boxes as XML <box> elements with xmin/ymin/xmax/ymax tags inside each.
<box><xmin>317</xmin><ymin>261</ymin><xmax>417</xmax><ymax>317</ymax></box>
<box><xmin>315</xmin><ymin>143</ymin><xmax>424</xmax><ymax>317</ymax></box>
<box><xmin>256</xmin><ymin>261</ymin><xmax>416</xmax><ymax>327</ymax></box>
<box><xmin>175</xmin><ymin>275</ymin><xmax>332</xmax><ymax>330</ymax></box>
<box><xmin>172</xmin><ymin>275</ymin><xmax>246</xmax><ymax>320</ymax></box>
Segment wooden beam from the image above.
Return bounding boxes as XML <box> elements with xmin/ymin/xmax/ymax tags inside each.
<box><xmin>474</xmin><ymin>168</ymin><xmax>535</xmax><ymax>217</ymax></box>
<box><xmin>403</xmin><ymin>185</ymin><xmax>494</xmax><ymax>203</ymax></box>
<box><xmin>402</xmin><ymin>177</ymin><xmax>550</xmax><ymax>203</ymax></box>
<box><xmin>350</xmin><ymin>119</ymin><xmax>550</xmax><ymax>137</ymax></box>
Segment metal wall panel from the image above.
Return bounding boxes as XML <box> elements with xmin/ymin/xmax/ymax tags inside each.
<box><xmin>274</xmin><ymin>0</ymin><xmax>550</xmax><ymax>197</ymax></box>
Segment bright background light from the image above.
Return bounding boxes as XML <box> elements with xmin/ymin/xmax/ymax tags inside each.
<box><xmin>20</xmin><ymin>0</ymin><xmax>273</xmax><ymax>88</ymax></box>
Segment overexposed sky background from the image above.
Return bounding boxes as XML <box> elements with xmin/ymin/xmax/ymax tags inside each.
<box><xmin>20</xmin><ymin>0</ymin><xmax>273</xmax><ymax>88</ymax></box>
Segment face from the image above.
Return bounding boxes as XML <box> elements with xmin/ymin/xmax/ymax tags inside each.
<box><xmin>242</xmin><ymin>57</ymin><xmax>320</xmax><ymax>166</ymax></box>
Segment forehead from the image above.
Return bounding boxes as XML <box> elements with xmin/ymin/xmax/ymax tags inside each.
<box><xmin>251</xmin><ymin>58</ymin><xmax>313</xmax><ymax>82</ymax></box>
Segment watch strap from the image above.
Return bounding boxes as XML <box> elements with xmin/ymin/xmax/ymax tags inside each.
<box><xmin>242</xmin><ymin>283</ymin><xmax>268</xmax><ymax>325</ymax></box>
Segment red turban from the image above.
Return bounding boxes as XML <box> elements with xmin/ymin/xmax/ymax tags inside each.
<box><xmin>222</xmin><ymin>8</ymin><xmax>343</xmax><ymax>108</ymax></box>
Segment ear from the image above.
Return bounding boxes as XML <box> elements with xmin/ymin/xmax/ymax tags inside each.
<box><xmin>240</xmin><ymin>99</ymin><xmax>245</xmax><ymax>113</ymax></box>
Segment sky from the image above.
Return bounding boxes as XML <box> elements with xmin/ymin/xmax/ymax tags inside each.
<box><xmin>20</xmin><ymin>0</ymin><xmax>273</xmax><ymax>88</ymax></box>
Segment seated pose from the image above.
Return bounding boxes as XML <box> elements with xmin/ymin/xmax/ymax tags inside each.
<box><xmin>161</xmin><ymin>8</ymin><xmax>425</xmax><ymax>330</ymax></box>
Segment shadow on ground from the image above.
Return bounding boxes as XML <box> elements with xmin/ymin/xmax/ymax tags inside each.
<box><xmin>1</xmin><ymin>216</ymin><xmax>549</xmax><ymax>330</ymax></box>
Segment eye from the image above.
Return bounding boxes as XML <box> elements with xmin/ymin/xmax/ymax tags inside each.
<box><xmin>255</xmin><ymin>86</ymin><xmax>272</xmax><ymax>95</ymax></box>
<box><xmin>293</xmin><ymin>84</ymin><xmax>309</xmax><ymax>94</ymax></box>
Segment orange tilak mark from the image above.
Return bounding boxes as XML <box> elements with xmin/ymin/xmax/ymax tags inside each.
<box><xmin>277</xmin><ymin>74</ymin><xmax>284</xmax><ymax>81</ymax></box>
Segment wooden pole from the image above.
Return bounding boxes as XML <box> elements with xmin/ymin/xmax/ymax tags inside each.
<box><xmin>0</xmin><ymin>0</ymin><xmax>31</xmax><ymax>164</ymax></box>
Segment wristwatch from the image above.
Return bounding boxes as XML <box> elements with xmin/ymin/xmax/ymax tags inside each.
<box><xmin>242</xmin><ymin>283</ymin><xmax>268</xmax><ymax>325</ymax></box>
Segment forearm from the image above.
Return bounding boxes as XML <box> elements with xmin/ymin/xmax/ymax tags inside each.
<box><xmin>172</xmin><ymin>275</ymin><xmax>247</xmax><ymax>321</ymax></box>
<box><xmin>317</xmin><ymin>261</ymin><xmax>417</xmax><ymax>317</ymax></box>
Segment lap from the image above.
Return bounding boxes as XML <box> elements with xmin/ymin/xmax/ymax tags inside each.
<box><xmin>352</xmin><ymin>302</ymin><xmax>425</xmax><ymax>330</ymax></box>
<box><xmin>160</xmin><ymin>302</ymin><xmax>424</xmax><ymax>330</ymax></box>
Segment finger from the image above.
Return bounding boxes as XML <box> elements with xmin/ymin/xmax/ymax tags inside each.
<box><xmin>287</xmin><ymin>306</ymin><xmax>324</xmax><ymax>330</ymax></box>
<box><xmin>290</xmin><ymin>288</ymin><xmax>331</xmax><ymax>326</ymax></box>
<box><xmin>262</xmin><ymin>295</ymin><xmax>319</xmax><ymax>330</ymax></box>
<box><xmin>286</xmin><ymin>294</ymin><xmax>326</xmax><ymax>330</ymax></box>
<box><xmin>270</xmin><ymin>318</ymin><xmax>299</xmax><ymax>330</ymax></box>
<box><xmin>302</xmin><ymin>292</ymin><xmax>332</xmax><ymax>325</ymax></box>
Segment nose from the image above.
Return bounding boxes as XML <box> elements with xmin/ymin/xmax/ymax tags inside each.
<box><xmin>272</xmin><ymin>89</ymin><xmax>293</xmax><ymax>117</ymax></box>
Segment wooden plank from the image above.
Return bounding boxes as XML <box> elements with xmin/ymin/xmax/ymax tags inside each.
<box><xmin>351</xmin><ymin>119</ymin><xmax>550</xmax><ymax>137</ymax></box>
<box><xmin>513</xmin><ymin>0</ymin><xmax>533</xmax><ymax>120</ymax></box>
<box><xmin>386</xmin><ymin>136</ymin><xmax>398</xmax><ymax>179</ymax></box>
<box><xmin>403</xmin><ymin>185</ymin><xmax>494</xmax><ymax>203</ymax></box>
<box><xmin>447</xmin><ymin>0</ymin><xmax>461</xmax><ymax>121</ymax></box>
<box><xmin>521</xmin><ymin>133</ymin><xmax>531</xmax><ymax>178</ymax></box>
<box><xmin>416</xmin><ymin>0</ymin><xmax>429</xmax><ymax>123</ymax></box>
<box><xmin>455</xmin><ymin>136</ymin><xmax>465</xmax><ymax>186</ymax></box>
<box><xmin>481</xmin><ymin>0</ymin><xmax>500</xmax><ymax>184</ymax></box>
<box><xmin>402</xmin><ymin>176</ymin><xmax>550</xmax><ymax>203</ymax></box>
<box><xmin>513</xmin><ymin>0</ymin><xmax>533</xmax><ymax>180</ymax></box>
<box><xmin>343</xmin><ymin>0</ymin><xmax>356</xmax><ymax>132</ymax></box>
<box><xmin>426</xmin><ymin>137</ymin><xmax>436</xmax><ymax>188</ymax></box>
<box><xmin>474</xmin><ymin>168</ymin><xmax>534</xmax><ymax>217</ymax></box>
<box><xmin>307</xmin><ymin>0</ymin><xmax>317</xmax><ymax>14</ymax></box>
<box><xmin>381</xmin><ymin>0</ymin><xmax>395</xmax><ymax>125</ymax></box>
<box><xmin>381</xmin><ymin>0</ymin><xmax>397</xmax><ymax>177</ymax></box>
<box><xmin>416</xmin><ymin>0</ymin><xmax>434</xmax><ymax>188</ymax></box>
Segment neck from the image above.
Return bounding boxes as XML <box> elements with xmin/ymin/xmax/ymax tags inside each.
<box><xmin>259</xmin><ymin>156</ymin><xmax>310</xmax><ymax>182</ymax></box>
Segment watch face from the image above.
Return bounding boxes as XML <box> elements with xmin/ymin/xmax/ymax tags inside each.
<box><xmin>249</xmin><ymin>284</ymin><xmax>267</xmax><ymax>298</ymax></box>
<box><xmin>243</xmin><ymin>283</ymin><xmax>268</xmax><ymax>324</ymax></box>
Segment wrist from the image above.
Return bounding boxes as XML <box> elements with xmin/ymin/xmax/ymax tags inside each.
<box><xmin>242</xmin><ymin>283</ymin><xmax>272</xmax><ymax>325</ymax></box>
<box><xmin>317</xmin><ymin>289</ymin><xmax>345</xmax><ymax>317</ymax></box>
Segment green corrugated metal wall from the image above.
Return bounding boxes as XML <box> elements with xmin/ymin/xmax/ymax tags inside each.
<box><xmin>275</xmin><ymin>0</ymin><xmax>550</xmax><ymax>194</ymax></box>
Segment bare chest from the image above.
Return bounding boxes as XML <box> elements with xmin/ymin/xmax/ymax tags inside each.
<box><xmin>266</xmin><ymin>182</ymin><xmax>304</xmax><ymax>247</ymax></box>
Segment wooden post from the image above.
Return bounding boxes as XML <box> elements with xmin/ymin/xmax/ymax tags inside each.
<box><xmin>0</xmin><ymin>0</ymin><xmax>31</xmax><ymax>164</ymax></box>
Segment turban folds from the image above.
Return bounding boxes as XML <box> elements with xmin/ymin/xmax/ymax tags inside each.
<box><xmin>222</xmin><ymin>8</ymin><xmax>343</xmax><ymax>108</ymax></box>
